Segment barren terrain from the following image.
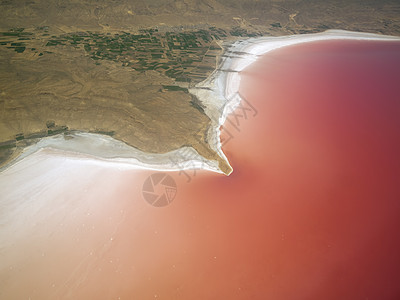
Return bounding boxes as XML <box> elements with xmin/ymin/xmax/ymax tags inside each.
<box><xmin>1</xmin><ymin>0</ymin><xmax>399</xmax><ymax>173</ymax></box>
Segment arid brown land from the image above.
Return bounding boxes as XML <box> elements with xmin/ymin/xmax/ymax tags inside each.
<box><xmin>1</xmin><ymin>0</ymin><xmax>399</xmax><ymax>173</ymax></box>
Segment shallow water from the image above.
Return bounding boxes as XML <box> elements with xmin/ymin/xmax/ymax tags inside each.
<box><xmin>1</xmin><ymin>40</ymin><xmax>400</xmax><ymax>299</ymax></box>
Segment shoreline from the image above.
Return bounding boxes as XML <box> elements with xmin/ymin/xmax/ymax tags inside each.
<box><xmin>192</xmin><ymin>29</ymin><xmax>400</xmax><ymax>174</ymax></box>
<box><xmin>0</xmin><ymin>132</ymin><xmax>223</xmax><ymax>174</ymax></box>
<box><xmin>2</xmin><ymin>30</ymin><xmax>400</xmax><ymax>175</ymax></box>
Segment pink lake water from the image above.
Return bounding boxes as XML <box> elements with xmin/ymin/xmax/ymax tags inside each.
<box><xmin>1</xmin><ymin>39</ymin><xmax>400</xmax><ymax>299</ymax></box>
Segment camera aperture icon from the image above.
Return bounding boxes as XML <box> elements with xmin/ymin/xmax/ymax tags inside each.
<box><xmin>142</xmin><ymin>173</ymin><xmax>177</xmax><ymax>207</ymax></box>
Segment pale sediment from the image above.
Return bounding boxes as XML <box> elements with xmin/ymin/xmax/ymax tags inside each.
<box><xmin>2</xmin><ymin>30</ymin><xmax>400</xmax><ymax>175</ymax></box>
<box><xmin>0</xmin><ymin>132</ymin><xmax>223</xmax><ymax>174</ymax></box>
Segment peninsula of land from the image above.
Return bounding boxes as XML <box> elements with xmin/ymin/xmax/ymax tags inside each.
<box><xmin>1</xmin><ymin>0</ymin><xmax>400</xmax><ymax>174</ymax></box>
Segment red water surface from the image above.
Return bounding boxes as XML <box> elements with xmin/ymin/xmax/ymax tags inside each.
<box><xmin>2</xmin><ymin>40</ymin><xmax>400</xmax><ymax>299</ymax></box>
<box><xmin>174</xmin><ymin>40</ymin><xmax>400</xmax><ymax>299</ymax></box>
